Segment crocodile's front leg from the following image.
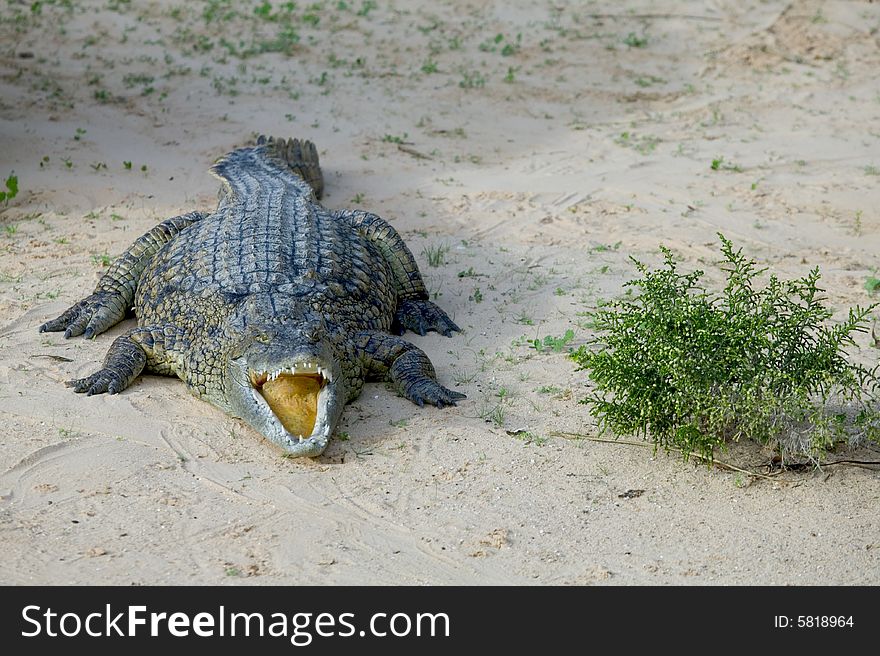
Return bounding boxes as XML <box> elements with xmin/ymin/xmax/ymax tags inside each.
<box><xmin>337</xmin><ymin>209</ymin><xmax>460</xmax><ymax>337</ymax></box>
<box><xmin>40</xmin><ymin>211</ymin><xmax>205</xmax><ymax>339</ymax></box>
<box><xmin>68</xmin><ymin>325</ymin><xmax>186</xmax><ymax>395</ymax></box>
<box><xmin>356</xmin><ymin>331</ymin><xmax>465</xmax><ymax>407</ymax></box>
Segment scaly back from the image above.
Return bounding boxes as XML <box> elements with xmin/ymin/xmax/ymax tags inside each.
<box><xmin>135</xmin><ymin>135</ymin><xmax>392</xmax><ymax>324</ymax></box>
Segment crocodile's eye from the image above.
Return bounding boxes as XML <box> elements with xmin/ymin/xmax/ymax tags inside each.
<box><xmin>302</xmin><ymin>322</ymin><xmax>324</xmax><ymax>342</ymax></box>
<box><xmin>230</xmin><ymin>329</ymin><xmax>270</xmax><ymax>358</ymax></box>
<box><xmin>242</xmin><ymin>327</ymin><xmax>271</xmax><ymax>345</ymax></box>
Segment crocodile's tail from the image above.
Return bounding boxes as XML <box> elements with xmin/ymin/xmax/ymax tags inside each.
<box><xmin>257</xmin><ymin>135</ymin><xmax>324</xmax><ymax>199</ymax></box>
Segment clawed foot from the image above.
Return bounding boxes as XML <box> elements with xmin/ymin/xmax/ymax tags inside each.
<box><xmin>388</xmin><ymin>346</ymin><xmax>466</xmax><ymax>408</ymax></box>
<box><xmin>395</xmin><ymin>370</ymin><xmax>466</xmax><ymax>408</ymax></box>
<box><xmin>40</xmin><ymin>290</ymin><xmax>127</xmax><ymax>339</ymax></box>
<box><xmin>67</xmin><ymin>368</ymin><xmax>128</xmax><ymax>395</ymax></box>
<box><xmin>394</xmin><ymin>299</ymin><xmax>460</xmax><ymax>337</ymax></box>
<box><xmin>64</xmin><ymin>332</ymin><xmax>147</xmax><ymax>396</ymax></box>
<box><xmin>404</xmin><ymin>378</ymin><xmax>467</xmax><ymax>408</ymax></box>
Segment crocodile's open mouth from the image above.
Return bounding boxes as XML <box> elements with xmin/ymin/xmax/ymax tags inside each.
<box><xmin>249</xmin><ymin>363</ymin><xmax>330</xmax><ymax>439</ymax></box>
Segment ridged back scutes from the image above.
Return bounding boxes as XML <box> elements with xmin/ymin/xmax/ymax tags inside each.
<box><xmin>259</xmin><ymin>135</ymin><xmax>324</xmax><ymax>200</ymax></box>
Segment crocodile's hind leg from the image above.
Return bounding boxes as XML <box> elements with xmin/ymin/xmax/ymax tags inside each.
<box><xmin>68</xmin><ymin>325</ymin><xmax>186</xmax><ymax>395</ymax></box>
<box><xmin>356</xmin><ymin>331</ymin><xmax>465</xmax><ymax>407</ymax></box>
<box><xmin>40</xmin><ymin>211</ymin><xmax>205</xmax><ymax>339</ymax></box>
<box><xmin>337</xmin><ymin>209</ymin><xmax>460</xmax><ymax>337</ymax></box>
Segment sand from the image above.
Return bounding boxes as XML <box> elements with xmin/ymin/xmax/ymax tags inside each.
<box><xmin>1</xmin><ymin>0</ymin><xmax>878</xmax><ymax>585</ymax></box>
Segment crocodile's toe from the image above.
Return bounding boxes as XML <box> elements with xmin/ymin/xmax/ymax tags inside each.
<box><xmin>67</xmin><ymin>369</ymin><xmax>125</xmax><ymax>396</ymax></box>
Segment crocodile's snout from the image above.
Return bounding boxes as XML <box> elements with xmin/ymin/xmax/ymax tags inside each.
<box><xmin>229</xmin><ymin>343</ymin><xmax>345</xmax><ymax>458</ymax></box>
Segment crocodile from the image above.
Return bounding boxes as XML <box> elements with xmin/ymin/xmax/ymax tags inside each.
<box><xmin>40</xmin><ymin>136</ymin><xmax>464</xmax><ymax>457</ymax></box>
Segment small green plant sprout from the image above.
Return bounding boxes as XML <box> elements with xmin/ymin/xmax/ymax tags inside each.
<box><xmin>572</xmin><ymin>234</ymin><xmax>880</xmax><ymax>463</ymax></box>
<box><xmin>634</xmin><ymin>74</ymin><xmax>665</xmax><ymax>88</ymax></box>
<box><xmin>479</xmin><ymin>399</ymin><xmax>506</xmax><ymax>427</ymax></box>
<box><xmin>501</xmin><ymin>34</ymin><xmax>521</xmax><ymax>57</ymax></box>
<box><xmin>91</xmin><ymin>253</ymin><xmax>112</xmax><ymax>266</ymax></box>
<box><xmin>495</xmin><ymin>386</ymin><xmax>512</xmax><ymax>401</ymax></box>
<box><xmin>710</xmin><ymin>157</ymin><xmax>743</xmax><ymax>172</ymax></box>
<box><xmin>615</xmin><ymin>131</ymin><xmax>659</xmax><ymax>155</ymax></box>
<box><xmin>530</xmin><ymin>329</ymin><xmax>575</xmax><ymax>353</ymax></box>
<box><xmin>865</xmin><ymin>276</ymin><xmax>880</xmax><ymax>294</ymax></box>
<box><xmin>0</xmin><ymin>172</ymin><xmax>19</xmax><ymax>205</ymax></box>
<box><xmin>515</xmin><ymin>312</ymin><xmax>534</xmax><ymax>326</ymax></box>
<box><xmin>479</xmin><ymin>33</ymin><xmax>521</xmax><ymax>56</ymax></box>
<box><xmin>590</xmin><ymin>241</ymin><xmax>621</xmax><ymax>254</ymax></box>
<box><xmin>853</xmin><ymin>210</ymin><xmax>864</xmax><ymax>236</ymax></box>
<box><xmin>508</xmin><ymin>429</ymin><xmax>547</xmax><ymax>446</ymax></box>
<box><xmin>253</xmin><ymin>1</ymin><xmax>272</xmax><ymax>19</ymax></box>
<box><xmin>382</xmin><ymin>133</ymin><xmax>409</xmax><ymax>144</ymax></box>
<box><xmin>459</xmin><ymin>70</ymin><xmax>487</xmax><ymax>89</ymax></box>
<box><xmin>623</xmin><ymin>32</ymin><xmax>648</xmax><ymax>48</ymax></box>
<box><xmin>123</xmin><ymin>160</ymin><xmax>132</xmax><ymax>170</ymax></box>
<box><xmin>479</xmin><ymin>33</ymin><xmax>504</xmax><ymax>52</ymax></box>
<box><xmin>422</xmin><ymin>243</ymin><xmax>449</xmax><ymax>267</ymax></box>
<box><xmin>356</xmin><ymin>0</ymin><xmax>377</xmax><ymax>17</ymax></box>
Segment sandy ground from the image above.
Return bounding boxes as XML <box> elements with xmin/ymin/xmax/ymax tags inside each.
<box><xmin>1</xmin><ymin>0</ymin><xmax>879</xmax><ymax>585</ymax></box>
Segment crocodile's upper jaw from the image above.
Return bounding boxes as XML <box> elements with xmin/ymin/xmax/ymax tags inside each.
<box><xmin>231</xmin><ymin>356</ymin><xmax>344</xmax><ymax>457</ymax></box>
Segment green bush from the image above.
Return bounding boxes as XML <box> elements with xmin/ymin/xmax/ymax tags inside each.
<box><xmin>572</xmin><ymin>235</ymin><xmax>880</xmax><ymax>462</ymax></box>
